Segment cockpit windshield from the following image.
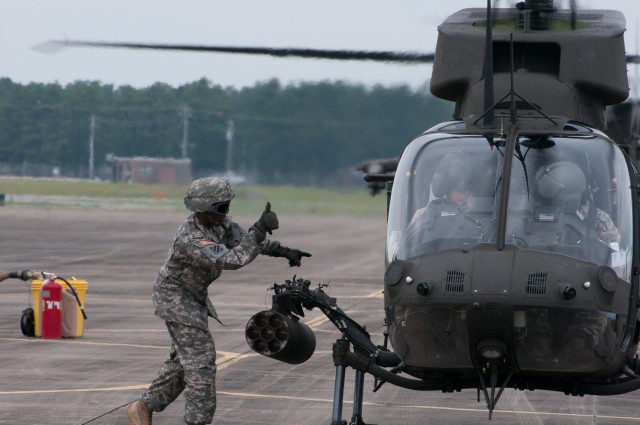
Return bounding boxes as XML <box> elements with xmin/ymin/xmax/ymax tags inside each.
<box><xmin>386</xmin><ymin>127</ymin><xmax>634</xmax><ymax>281</ymax></box>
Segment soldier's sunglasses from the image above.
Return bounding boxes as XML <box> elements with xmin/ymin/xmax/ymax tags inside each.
<box><xmin>209</xmin><ymin>201</ymin><xmax>230</xmax><ymax>215</ymax></box>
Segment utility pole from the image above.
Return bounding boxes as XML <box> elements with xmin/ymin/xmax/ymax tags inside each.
<box><xmin>225</xmin><ymin>117</ymin><xmax>235</xmax><ymax>176</ymax></box>
<box><xmin>180</xmin><ymin>106</ymin><xmax>191</xmax><ymax>159</ymax></box>
<box><xmin>89</xmin><ymin>115</ymin><xmax>96</xmax><ymax>180</ymax></box>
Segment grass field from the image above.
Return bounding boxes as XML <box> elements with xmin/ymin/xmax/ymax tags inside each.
<box><xmin>0</xmin><ymin>177</ymin><xmax>387</xmax><ymax>216</ymax></box>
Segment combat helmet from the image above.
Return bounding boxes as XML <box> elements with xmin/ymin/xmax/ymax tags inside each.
<box><xmin>184</xmin><ymin>177</ymin><xmax>235</xmax><ymax>213</ymax></box>
<box><xmin>534</xmin><ymin>161</ymin><xmax>586</xmax><ymax>209</ymax></box>
<box><xmin>431</xmin><ymin>152</ymin><xmax>473</xmax><ymax>198</ymax></box>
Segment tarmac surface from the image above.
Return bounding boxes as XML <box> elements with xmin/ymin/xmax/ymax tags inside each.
<box><xmin>1</xmin><ymin>205</ymin><xmax>640</xmax><ymax>425</ymax></box>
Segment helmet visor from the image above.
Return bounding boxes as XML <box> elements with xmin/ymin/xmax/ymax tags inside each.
<box><xmin>210</xmin><ymin>201</ymin><xmax>230</xmax><ymax>214</ymax></box>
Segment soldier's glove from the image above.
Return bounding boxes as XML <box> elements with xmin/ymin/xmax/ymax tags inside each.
<box><xmin>250</xmin><ymin>202</ymin><xmax>279</xmax><ymax>244</ymax></box>
<box><xmin>266</xmin><ymin>241</ymin><xmax>312</xmax><ymax>267</ymax></box>
<box><xmin>9</xmin><ymin>270</ymin><xmax>39</xmax><ymax>280</ymax></box>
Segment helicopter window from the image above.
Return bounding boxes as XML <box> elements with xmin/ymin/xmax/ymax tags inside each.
<box><xmin>429</xmin><ymin>121</ymin><xmax>468</xmax><ymax>132</ymax></box>
<box><xmin>505</xmin><ymin>135</ymin><xmax>633</xmax><ymax>280</ymax></box>
<box><xmin>563</xmin><ymin>122</ymin><xmax>595</xmax><ymax>133</ymax></box>
<box><xmin>387</xmin><ymin>135</ymin><xmax>500</xmax><ymax>261</ymax></box>
<box><xmin>387</xmin><ymin>132</ymin><xmax>633</xmax><ymax>281</ymax></box>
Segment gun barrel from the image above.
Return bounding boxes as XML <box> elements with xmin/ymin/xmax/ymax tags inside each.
<box><xmin>245</xmin><ymin>310</ymin><xmax>316</xmax><ymax>364</ymax></box>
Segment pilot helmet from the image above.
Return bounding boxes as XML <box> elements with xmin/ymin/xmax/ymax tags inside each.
<box><xmin>534</xmin><ymin>161</ymin><xmax>586</xmax><ymax>207</ymax></box>
<box><xmin>431</xmin><ymin>152</ymin><xmax>473</xmax><ymax>198</ymax></box>
<box><xmin>184</xmin><ymin>177</ymin><xmax>235</xmax><ymax>213</ymax></box>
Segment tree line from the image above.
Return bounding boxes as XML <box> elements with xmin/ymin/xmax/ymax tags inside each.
<box><xmin>0</xmin><ymin>77</ymin><xmax>454</xmax><ymax>186</ymax></box>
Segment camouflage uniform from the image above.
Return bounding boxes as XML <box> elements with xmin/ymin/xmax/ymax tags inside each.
<box><xmin>578</xmin><ymin>202</ymin><xmax>620</xmax><ymax>244</ymax></box>
<box><xmin>140</xmin><ymin>213</ymin><xmax>271</xmax><ymax>425</ymax></box>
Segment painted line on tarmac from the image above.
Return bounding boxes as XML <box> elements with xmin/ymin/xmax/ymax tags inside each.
<box><xmin>0</xmin><ymin>385</ymin><xmax>149</xmax><ymax>395</ymax></box>
<box><xmin>0</xmin><ymin>337</ymin><xmax>247</xmax><ymax>367</ymax></box>
<box><xmin>217</xmin><ymin>352</ymin><xmax>258</xmax><ymax>370</ymax></box>
<box><xmin>0</xmin><ymin>336</ymin><xmax>167</xmax><ymax>350</ymax></box>
<box><xmin>3</xmin><ymin>384</ymin><xmax>639</xmax><ymax>422</ymax></box>
<box><xmin>339</xmin><ymin>291</ymin><xmax>384</xmax><ymax>299</ymax></box>
<box><xmin>0</xmin><ymin>334</ymin><xmax>331</xmax><ymax>360</ymax></box>
<box><xmin>84</xmin><ymin>329</ymin><xmax>167</xmax><ymax>333</ymax></box>
<box><xmin>216</xmin><ymin>391</ymin><xmax>640</xmax><ymax>422</ymax></box>
<box><xmin>316</xmin><ymin>291</ymin><xmax>383</xmax><ymax>300</ymax></box>
<box><xmin>0</xmin><ymin>350</ymin><xmax>250</xmax><ymax>396</ymax></box>
<box><xmin>0</xmin><ymin>335</ymin><xmax>238</xmax><ymax>356</ymax></box>
<box><xmin>0</xmin><ymin>290</ymin><xmax>384</xmax><ymax>396</ymax></box>
<box><xmin>304</xmin><ymin>289</ymin><xmax>383</xmax><ymax>329</ymax></box>
<box><xmin>211</xmin><ymin>326</ymin><xmax>372</xmax><ymax>337</ymax></box>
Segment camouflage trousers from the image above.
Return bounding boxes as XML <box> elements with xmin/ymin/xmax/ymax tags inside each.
<box><xmin>141</xmin><ymin>321</ymin><xmax>217</xmax><ymax>425</ymax></box>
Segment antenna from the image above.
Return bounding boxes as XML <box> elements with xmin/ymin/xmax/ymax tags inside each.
<box><xmin>509</xmin><ymin>34</ymin><xmax>516</xmax><ymax>124</ymax></box>
<box><xmin>483</xmin><ymin>0</ymin><xmax>496</xmax><ymax>128</ymax></box>
<box><xmin>633</xmin><ymin>19</ymin><xmax>639</xmax><ymax>164</ymax></box>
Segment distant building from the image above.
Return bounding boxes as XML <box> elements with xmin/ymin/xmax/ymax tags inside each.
<box><xmin>106</xmin><ymin>155</ymin><xmax>192</xmax><ymax>184</ymax></box>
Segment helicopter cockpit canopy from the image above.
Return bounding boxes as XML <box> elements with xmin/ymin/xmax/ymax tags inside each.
<box><xmin>387</xmin><ymin>121</ymin><xmax>634</xmax><ymax>282</ymax></box>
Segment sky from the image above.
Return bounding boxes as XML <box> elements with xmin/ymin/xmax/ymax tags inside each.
<box><xmin>2</xmin><ymin>1</ymin><xmax>640</xmax><ymax>91</ymax></box>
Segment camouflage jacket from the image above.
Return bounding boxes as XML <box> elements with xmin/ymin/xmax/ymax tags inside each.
<box><xmin>152</xmin><ymin>213</ymin><xmax>270</xmax><ymax>330</ymax></box>
<box><xmin>578</xmin><ymin>202</ymin><xmax>620</xmax><ymax>244</ymax></box>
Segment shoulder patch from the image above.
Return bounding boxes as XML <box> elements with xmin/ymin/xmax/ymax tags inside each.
<box><xmin>197</xmin><ymin>240</ymin><xmax>217</xmax><ymax>247</ymax></box>
<box><xmin>200</xmin><ymin>241</ymin><xmax>229</xmax><ymax>260</ymax></box>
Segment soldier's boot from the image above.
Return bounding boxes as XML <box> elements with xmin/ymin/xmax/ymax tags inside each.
<box><xmin>126</xmin><ymin>399</ymin><xmax>152</xmax><ymax>425</ymax></box>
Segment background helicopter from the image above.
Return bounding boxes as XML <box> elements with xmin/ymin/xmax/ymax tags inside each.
<box><xmin>37</xmin><ymin>1</ymin><xmax>640</xmax><ymax>424</ymax></box>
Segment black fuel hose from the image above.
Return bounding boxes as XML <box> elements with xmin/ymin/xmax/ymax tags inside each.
<box><xmin>58</xmin><ymin>276</ymin><xmax>88</xmax><ymax>320</ymax></box>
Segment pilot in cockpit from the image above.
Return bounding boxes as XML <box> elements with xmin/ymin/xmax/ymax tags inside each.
<box><xmin>528</xmin><ymin>161</ymin><xmax>619</xmax><ymax>362</ymax></box>
<box><xmin>407</xmin><ymin>152</ymin><xmax>477</xmax><ymax>241</ymax></box>
<box><xmin>533</xmin><ymin>160</ymin><xmax>619</xmax><ymax>245</ymax></box>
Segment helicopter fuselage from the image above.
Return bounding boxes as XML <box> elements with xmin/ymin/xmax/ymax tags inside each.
<box><xmin>386</xmin><ymin>246</ymin><xmax>628</xmax><ymax>379</ymax></box>
<box><xmin>384</xmin><ymin>118</ymin><xmax>639</xmax><ymax>389</ymax></box>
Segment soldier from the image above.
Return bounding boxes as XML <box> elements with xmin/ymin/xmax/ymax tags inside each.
<box><xmin>406</xmin><ymin>152</ymin><xmax>478</xmax><ymax>247</ymax></box>
<box><xmin>126</xmin><ymin>177</ymin><xmax>311</xmax><ymax>425</ymax></box>
<box><xmin>408</xmin><ymin>153</ymin><xmax>472</xmax><ymax>229</ymax></box>
<box><xmin>529</xmin><ymin>162</ymin><xmax>619</xmax><ymax>361</ymax></box>
<box><xmin>534</xmin><ymin>161</ymin><xmax>620</xmax><ymax>244</ymax></box>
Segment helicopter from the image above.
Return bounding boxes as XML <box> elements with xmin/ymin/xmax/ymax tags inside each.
<box><xmin>46</xmin><ymin>1</ymin><xmax>640</xmax><ymax>423</ymax></box>
<box><xmin>244</xmin><ymin>3</ymin><xmax>640</xmax><ymax>423</ymax></box>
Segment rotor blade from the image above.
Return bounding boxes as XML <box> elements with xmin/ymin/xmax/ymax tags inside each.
<box><xmin>37</xmin><ymin>40</ymin><xmax>435</xmax><ymax>64</ymax></box>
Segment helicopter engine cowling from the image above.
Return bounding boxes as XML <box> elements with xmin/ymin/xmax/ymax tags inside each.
<box><xmin>245</xmin><ymin>309</ymin><xmax>316</xmax><ymax>365</ymax></box>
